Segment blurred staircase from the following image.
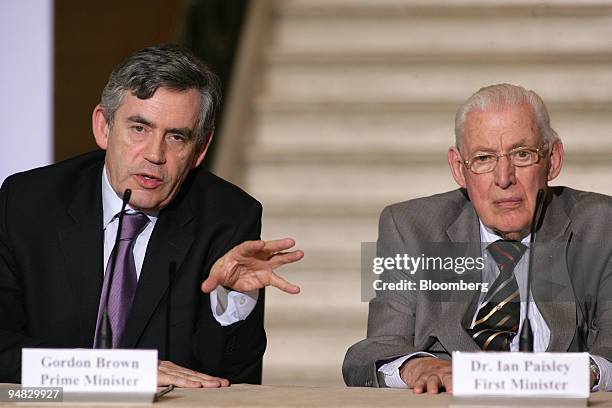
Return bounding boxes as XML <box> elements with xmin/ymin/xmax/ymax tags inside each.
<box><xmin>216</xmin><ymin>0</ymin><xmax>612</xmax><ymax>386</ymax></box>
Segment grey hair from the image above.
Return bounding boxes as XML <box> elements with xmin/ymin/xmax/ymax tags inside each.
<box><xmin>454</xmin><ymin>83</ymin><xmax>559</xmax><ymax>150</ymax></box>
<box><xmin>100</xmin><ymin>43</ymin><xmax>221</xmax><ymax>146</ymax></box>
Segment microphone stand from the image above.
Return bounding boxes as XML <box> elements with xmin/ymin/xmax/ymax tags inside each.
<box><xmin>96</xmin><ymin>189</ymin><xmax>132</xmax><ymax>349</ymax></box>
<box><xmin>519</xmin><ymin>189</ymin><xmax>545</xmax><ymax>352</ymax></box>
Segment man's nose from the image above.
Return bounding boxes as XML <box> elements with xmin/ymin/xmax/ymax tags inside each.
<box><xmin>144</xmin><ymin>134</ymin><xmax>166</xmax><ymax>165</ymax></box>
<box><xmin>494</xmin><ymin>155</ymin><xmax>516</xmax><ymax>189</ymax></box>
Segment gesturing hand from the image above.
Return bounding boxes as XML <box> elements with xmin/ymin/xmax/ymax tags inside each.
<box><xmin>400</xmin><ymin>357</ymin><xmax>452</xmax><ymax>394</ymax></box>
<box><xmin>201</xmin><ymin>238</ymin><xmax>304</xmax><ymax>294</ymax></box>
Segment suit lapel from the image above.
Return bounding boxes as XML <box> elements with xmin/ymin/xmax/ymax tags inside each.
<box><xmin>438</xmin><ymin>198</ymin><xmax>482</xmax><ymax>352</ymax></box>
<box><xmin>58</xmin><ymin>164</ymin><xmax>104</xmax><ymax>347</ymax></box>
<box><xmin>121</xmin><ymin>193</ymin><xmax>195</xmax><ymax>348</ymax></box>
<box><xmin>530</xmin><ymin>192</ymin><xmax>575</xmax><ymax>351</ymax></box>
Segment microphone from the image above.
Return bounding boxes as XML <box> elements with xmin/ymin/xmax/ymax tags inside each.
<box><xmin>519</xmin><ymin>188</ymin><xmax>546</xmax><ymax>352</ymax></box>
<box><xmin>96</xmin><ymin>189</ymin><xmax>132</xmax><ymax>349</ymax></box>
<box><xmin>164</xmin><ymin>262</ymin><xmax>177</xmax><ymax>361</ymax></box>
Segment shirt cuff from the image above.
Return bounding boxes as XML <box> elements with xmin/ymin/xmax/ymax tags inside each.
<box><xmin>377</xmin><ymin>352</ymin><xmax>437</xmax><ymax>388</ymax></box>
<box><xmin>590</xmin><ymin>354</ymin><xmax>612</xmax><ymax>392</ymax></box>
<box><xmin>209</xmin><ymin>286</ymin><xmax>258</xmax><ymax>326</ymax></box>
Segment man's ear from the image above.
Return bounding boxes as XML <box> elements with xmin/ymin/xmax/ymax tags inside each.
<box><xmin>192</xmin><ymin>131</ymin><xmax>214</xmax><ymax>168</ymax></box>
<box><xmin>92</xmin><ymin>105</ymin><xmax>110</xmax><ymax>150</ymax></box>
<box><xmin>547</xmin><ymin>139</ymin><xmax>564</xmax><ymax>181</ymax></box>
<box><xmin>448</xmin><ymin>146</ymin><xmax>467</xmax><ymax>188</ymax></box>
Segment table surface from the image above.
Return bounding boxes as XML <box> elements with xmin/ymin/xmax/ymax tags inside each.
<box><xmin>2</xmin><ymin>384</ymin><xmax>612</xmax><ymax>407</ymax></box>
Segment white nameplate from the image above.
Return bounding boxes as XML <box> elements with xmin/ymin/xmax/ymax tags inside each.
<box><xmin>22</xmin><ymin>348</ymin><xmax>157</xmax><ymax>403</ymax></box>
<box><xmin>452</xmin><ymin>352</ymin><xmax>589</xmax><ymax>400</ymax></box>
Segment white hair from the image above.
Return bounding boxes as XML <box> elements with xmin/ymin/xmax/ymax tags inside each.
<box><xmin>454</xmin><ymin>83</ymin><xmax>559</xmax><ymax>150</ymax></box>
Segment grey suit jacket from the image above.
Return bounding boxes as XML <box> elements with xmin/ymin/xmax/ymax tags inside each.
<box><xmin>343</xmin><ymin>187</ymin><xmax>612</xmax><ymax>387</ymax></box>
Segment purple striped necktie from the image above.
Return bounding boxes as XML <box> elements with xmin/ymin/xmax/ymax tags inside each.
<box><xmin>94</xmin><ymin>212</ymin><xmax>149</xmax><ymax>348</ymax></box>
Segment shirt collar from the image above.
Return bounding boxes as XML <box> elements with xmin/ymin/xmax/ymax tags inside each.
<box><xmin>478</xmin><ymin>219</ymin><xmax>531</xmax><ymax>246</ymax></box>
<box><xmin>102</xmin><ymin>166</ymin><xmax>157</xmax><ymax>228</ymax></box>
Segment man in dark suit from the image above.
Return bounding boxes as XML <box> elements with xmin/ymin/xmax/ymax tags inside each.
<box><xmin>343</xmin><ymin>84</ymin><xmax>612</xmax><ymax>393</ymax></box>
<box><xmin>0</xmin><ymin>44</ymin><xmax>303</xmax><ymax>386</ymax></box>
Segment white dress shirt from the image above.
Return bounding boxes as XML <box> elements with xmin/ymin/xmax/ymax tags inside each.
<box><xmin>101</xmin><ymin>167</ymin><xmax>257</xmax><ymax>327</ymax></box>
<box><xmin>378</xmin><ymin>220</ymin><xmax>612</xmax><ymax>391</ymax></box>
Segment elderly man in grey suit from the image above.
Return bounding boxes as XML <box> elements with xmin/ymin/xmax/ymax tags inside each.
<box><xmin>343</xmin><ymin>84</ymin><xmax>612</xmax><ymax>394</ymax></box>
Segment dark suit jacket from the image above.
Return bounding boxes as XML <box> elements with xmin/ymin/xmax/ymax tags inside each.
<box><xmin>0</xmin><ymin>150</ymin><xmax>266</xmax><ymax>383</ymax></box>
<box><xmin>343</xmin><ymin>187</ymin><xmax>612</xmax><ymax>387</ymax></box>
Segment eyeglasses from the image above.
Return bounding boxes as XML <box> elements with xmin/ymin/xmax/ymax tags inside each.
<box><xmin>461</xmin><ymin>143</ymin><xmax>549</xmax><ymax>174</ymax></box>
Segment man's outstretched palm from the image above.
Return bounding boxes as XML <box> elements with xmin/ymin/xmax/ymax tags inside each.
<box><xmin>201</xmin><ymin>238</ymin><xmax>304</xmax><ymax>294</ymax></box>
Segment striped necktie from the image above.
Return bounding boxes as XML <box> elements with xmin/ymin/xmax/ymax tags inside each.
<box><xmin>94</xmin><ymin>212</ymin><xmax>149</xmax><ymax>348</ymax></box>
<box><xmin>468</xmin><ymin>240</ymin><xmax>527</xmax><ymax>351</ymax></box>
